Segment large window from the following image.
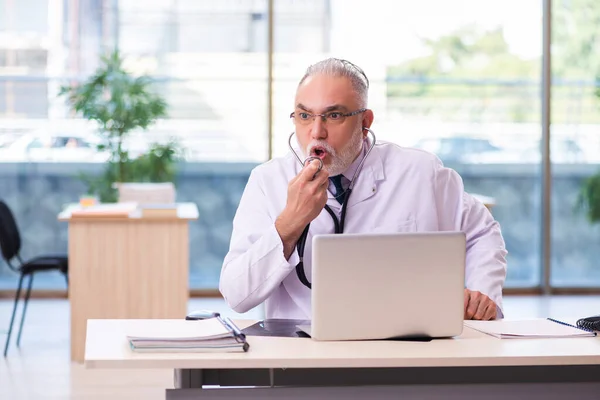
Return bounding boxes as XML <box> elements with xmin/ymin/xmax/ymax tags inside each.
<box><xmin>0</xmin><ymin>0</ymin><xmax>599</xmax><ymax>292</ymax></box>
<box><xmin>550</xmin><ymin>0</ymin><xmax>600</xmax><ymax>286</ymax></box>
<box><xmin>0</xmin><ymin>0</ymin><xmax>270</xmax><ymax>290</ymax></box>
<box><xmin>274</xmin><ymin>0</ymin><xmax>543</xmax><ymax>287</ymax></box>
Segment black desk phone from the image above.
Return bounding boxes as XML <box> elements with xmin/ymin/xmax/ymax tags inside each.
<box><xmin>577</xmin><ymin>314</ymin><xmax>600</xmax><ymax>331</ymax></box>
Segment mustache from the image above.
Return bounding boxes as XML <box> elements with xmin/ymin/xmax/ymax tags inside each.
<box><xmin>307</xmin><ymin>140</ymin><xmax>336</xmax><ymax>156</ymax></box>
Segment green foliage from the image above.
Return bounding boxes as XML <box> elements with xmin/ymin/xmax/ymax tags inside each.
<box><xmin>553</xmin><ymin>0</ymin><xmax>600</xmax><ymax>224</ymax></box>
<box><xmin>388</xmin><ymin>27</ymin><xmax>538</xmax><ymax>82</ymax></box>
<box><xmin>60</xmin><ymin>50</ymin><xmax>180</xmax><ymax>202</ymax></box>
<box><xmin>553</xmin><ymin>0</ymin><xmax>600</xmax><ymax>79</ymax></box>
<box><xmin>385</xmin><ymin>2</ymin><xmax>600</xmax><ymax>223</ymax></box>
<box><xmin>130</xmin><ymin>140</ymin><xmax>181</xmax><ymax>183</ymax></box>
<box><xmin>386</xmin><ymin>26</ymin><xmax>540</xmax><ymax>122</ymax></box>
<box><xmin>387</xmin><ymin>2</ymin><xmax>600</xmax><ymax>124</ymax></box>
<box><xmin>577</xmin><ymin>173</ymin><xmax>600</xmax><ymax>223</ymax></box>
<box><xmin>79</xmin><ymin>140</ymin><xmax>182</xmax><ymax>202</ymax></box>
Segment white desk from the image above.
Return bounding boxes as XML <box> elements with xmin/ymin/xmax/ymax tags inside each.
<box><xmin>85</xmin><ymin>319</ymin><xmax>600</xmax><ymax>400</ymax></box>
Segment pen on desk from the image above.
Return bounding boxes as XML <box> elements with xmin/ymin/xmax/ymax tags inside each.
<box><xmin>215</xmin><ymin>314</ymin><xmax>228</xmax><ymax>330</ymax></box>
<box><xmin>185</xmin><ymin>311</ymin><xmax>246</xmax><ymax>340</ymax></box>
<box><xmin>224</xmin><ymin>317</ymin><xmax>246</xmax><ymax>339</ymax></box>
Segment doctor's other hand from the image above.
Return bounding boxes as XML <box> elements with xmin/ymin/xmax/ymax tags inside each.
<box><xmin>464</xmin><ymin>289</ymin><xmax>497</xmax><ymax>320</ymax></box>
<box><xmin>275</xmin><ymin>159</ymin><xmax>329</xmax><ymax>259</ymax></box>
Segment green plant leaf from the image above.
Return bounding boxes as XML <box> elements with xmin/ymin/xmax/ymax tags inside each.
<box><xmin>576</xmin><ymin>171</ymin><xmax>600</xmax><ymax>223</ymax></box>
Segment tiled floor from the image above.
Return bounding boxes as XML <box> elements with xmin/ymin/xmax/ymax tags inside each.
<box><xmin>1</xmin><ymin>296</ymin><xmax>599</xmax><ymax>399</ymax></box>
<box><xmin>0</xmin><ymin>298</ymin><xmax>262</xmax><ymax>400</ymax></box>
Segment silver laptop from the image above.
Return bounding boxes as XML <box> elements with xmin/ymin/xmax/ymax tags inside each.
<box><xmin>297</xmin><ymin>232</ymin><xmax>465</xmax><ymax>341</ymax></box>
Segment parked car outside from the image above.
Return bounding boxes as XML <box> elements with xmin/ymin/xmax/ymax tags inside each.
<box><xmin>412</xmin><ymin>136</ymin><xmax>503</xmax><ymax>164</ymax></box>
<box><xmin>0</xmin><ymin>131</ymin><xmax>110</xmax><ymax>162</ymax></box>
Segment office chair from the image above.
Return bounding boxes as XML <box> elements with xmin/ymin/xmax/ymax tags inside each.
<box><xmin>0</xmin><ymin>200</ymin><xmax>68</xmax><ymax>357</ymax></box>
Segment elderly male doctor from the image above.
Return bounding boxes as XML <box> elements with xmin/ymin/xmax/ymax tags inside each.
<box><xmin>220</xmin><ymin>58</ymin><xmax>507</xmax><ymax>321</ymax></box>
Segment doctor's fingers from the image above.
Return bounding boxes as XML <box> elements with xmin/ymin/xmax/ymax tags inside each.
<box><xmin>483</xmin><ymin>302</ymin><xmax>497</xmax><ymax>320</ymax></box>
<box><xmin>292</xmin><ymin>170</ymin><xmax>327</xmax><ymax>195</ymax></box>
<box><xmin>464</xmin><ymin>292</ymin><xmax>480</xmax><ymax>320</ymax></box>
<box><xmin>301</xmin><ymin>168</ymin><xmax>329</xmax><ymax>189</ymax></box>
<box><xmin>315</xmin><ymin>169</ymin><xmax>330</xmax><ymax>187</ymax></box>
<box><xmin>463</xmin><ymin>289</ymin><xmax>473</xmax><ymax>319</ymax></box>
<box><xmin>307</xmin><ymin>175</ymin><xmax>329</xmax><ymax>197</ymax></box>
<box><xmin>473</xmin><ymin>297</ymin><xmax>493</xmax><ymax>320</ymax></box>
<box><xmin>299</xmin><ymin>159</ymin><xmax>324</xmax><ymax>181</ymax></box>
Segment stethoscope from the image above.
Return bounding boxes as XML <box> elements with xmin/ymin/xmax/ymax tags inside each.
<box><xmin>287</xmin><ymin>127</ymin><xmax>377</xmax><ymax>289</ymax></box>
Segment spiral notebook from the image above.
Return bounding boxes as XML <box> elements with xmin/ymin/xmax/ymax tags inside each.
<box><xmin>126</xmin><ymin>318</ymin><xmax>249</xmax><ymax>353</ymax></box>
<box><xmin>464</xmin><ymin>318</ymin><xmax>597</xmax><ymax>339</ymax></box>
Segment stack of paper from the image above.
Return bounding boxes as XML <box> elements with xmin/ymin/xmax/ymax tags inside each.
<box><xmin>127</xmin><ymin>319</ymin><xmax>249</xmax><ymax>353</ymax></box>
<box><xmin>465</xmin><ymin>318</ymin><xmax>597</xmax><ymax>339</ymax></box>
<box><xmin>136</xmin><ymin>203</ymin><xmax>178</xmax><ymax>218</ymax></box>
<box><xmin>117</xmin><ymin>182</ymin><xmax>176</xmax><ymax>204</ymax></box>
<box><xmin>69</xmin><ymin>202</ymin><xmax>138</xmax><ymax>218</ymax></box>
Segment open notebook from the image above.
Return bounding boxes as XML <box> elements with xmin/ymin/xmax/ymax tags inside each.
<box><xmin>465</xmin><ymin>318</ymin><xmax>597</xmax><ymax>339</ymax></box>
<box><xmin>127</xmin><ymin>318</ymin><xmax>249</xmax><ymax>353</ymax></box>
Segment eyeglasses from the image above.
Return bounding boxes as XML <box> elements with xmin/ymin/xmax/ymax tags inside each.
<box><xmin>290</xmin><ymin>108</ymin><xmax>367</xmax><ymax>125</ymax></box>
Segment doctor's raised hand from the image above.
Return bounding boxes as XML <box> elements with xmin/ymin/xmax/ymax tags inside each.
<box><xmin>275</xmin><ymin>159</ymin><xmax>329</xmax><ymax>260</ymax></box>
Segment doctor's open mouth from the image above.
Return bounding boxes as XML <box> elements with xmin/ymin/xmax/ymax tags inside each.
<box><xmin>311</xmin><ymin>146</ymin><xmax>329</xmax><ymax>160</ymax></box>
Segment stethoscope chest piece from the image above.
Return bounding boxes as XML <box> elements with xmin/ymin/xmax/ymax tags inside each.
<box><xmin>304</xmin><ymin>156</ymin><xmax>323</xmax><ymax>179</ymax></box>
<box><xmin>303</xmin><ymin>156</ymin><xmax>324</xmax><ymax>173</ymax></box>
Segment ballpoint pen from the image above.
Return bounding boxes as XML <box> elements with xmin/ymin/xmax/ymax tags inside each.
<box><xmin>185</xmin><ymin>310</ymin><xmax>246</xmax><ymax>341</ymax></box>
<box><xmin>223</xmin><ymin>317</ymin><xmax>246</xmax><ymax>340</ymax></box>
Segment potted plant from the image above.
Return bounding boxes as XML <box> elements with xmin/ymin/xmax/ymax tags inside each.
<box><xmin>60</xmin><ymin>50</ymin><xmax>180</xmax><ymax>202</ymax></box>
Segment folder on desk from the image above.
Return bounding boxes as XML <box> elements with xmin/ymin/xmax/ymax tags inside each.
<box><xmin>465</xmin><ymin>318</ymin><xmax>597</xmax><ymax>339</ymax></box>
<box><xmin>127</xmin><ymin>318</ymin><xmax>249</xmax><ymax>353</ymax></box>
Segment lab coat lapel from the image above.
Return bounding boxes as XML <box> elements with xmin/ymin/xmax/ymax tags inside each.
<box><xmin>347</xmin><ymin>145</ymin><xmax>385</xmax><ymax>207</ymax></box>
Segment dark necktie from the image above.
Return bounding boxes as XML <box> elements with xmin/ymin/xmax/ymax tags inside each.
<box><xmin>330</xmin><ymin>175</ymin><xmax>346</xmax><ymax>204</ymax></box>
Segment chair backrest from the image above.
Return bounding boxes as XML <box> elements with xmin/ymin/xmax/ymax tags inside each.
<box><xmin>0</xmin><ymin>200</ymin><xmax>21</xmax><ymax>262</ymax></box>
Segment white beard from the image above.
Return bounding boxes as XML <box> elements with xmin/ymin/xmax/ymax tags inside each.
<box><xmin>303</xmin><ymin>129</ymin><xmax>364</xmax><ymax>176</ymax></box>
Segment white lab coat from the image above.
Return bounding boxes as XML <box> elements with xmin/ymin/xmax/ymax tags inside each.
<box><xmin>219</xmin><ymin>141</ymin><xmax>507</xmax><ymax>319</ymax></box>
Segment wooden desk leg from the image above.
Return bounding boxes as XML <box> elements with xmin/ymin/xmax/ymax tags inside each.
<box><xmin>69</xmin><ymin>220</ymin><xmax>189</xmax><ymax>362</ymax></box>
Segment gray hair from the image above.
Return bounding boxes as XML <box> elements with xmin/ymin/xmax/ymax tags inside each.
<box><xmin>298</xmin><ymin>58</ymin><xmax>369</xmax><ymax>107</ymax></box>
